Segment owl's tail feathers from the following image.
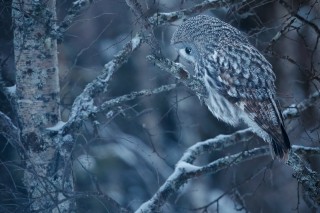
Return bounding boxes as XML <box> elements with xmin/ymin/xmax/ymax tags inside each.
<box><xmin>271</xmin><ymin>124</ymin><xmax>291</xmax><ymax>161</ymax></box>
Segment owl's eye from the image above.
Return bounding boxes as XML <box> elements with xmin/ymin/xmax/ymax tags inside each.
<box><xmin>185</xmin><ymin>47</ymin><xmax>192</xmax><ymax>55</ymax></box>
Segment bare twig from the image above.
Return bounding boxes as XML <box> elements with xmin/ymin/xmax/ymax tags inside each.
<box><xmin>125</xmin><ymin>0</ymin><xmax>160</xmax><ymax>54</ymax></box>
<box><xmin>266</xmin><ymin>17</ymin><xmax>296</xmax><ymax>50</ymax></box>
<box><xmin>71</xmin><ymin>191</ymin><xmax>134</xmax><ymax>213</ymax></box>
<box><xmin>279</xmin><ymin>0</ymin><xmax>320</xmax><ymax>36</ymax></box>
<box><xmin>125</xmin><ymin>0</ymin><xmax>151</xmax><ymax>29</ymax></box>
<box><xmin>148</xmin><ymin>0</ymin><xmax>245</xmax><ymax>26</ymax></box>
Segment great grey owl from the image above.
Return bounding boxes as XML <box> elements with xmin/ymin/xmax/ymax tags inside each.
<box><xmin>171</xmin><ymin>15</ymin><xmax>291</xmax><ymax>159</ymax></box>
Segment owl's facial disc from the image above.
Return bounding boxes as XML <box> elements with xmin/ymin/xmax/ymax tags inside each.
<box><xmin>178</xmin><ymin>47</ymin><xmax>196</xmax><ymax>64</ymax></box>
<box><xmin>173</xmin><ymin>42</ymin><xmax>198</xmax><ymax>65</ymax></box>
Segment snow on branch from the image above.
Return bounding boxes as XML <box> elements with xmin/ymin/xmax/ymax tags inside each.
<box><xmin>293</xmin><ymin>145</ymin><xmax>320</xmax><ymax>155</ymax></box>
<box><xmin>134</xmin><ymin>127</ymin><xmax>320</xmax><ymax>213</ymax></box>
<box><xmin>282</xmin><ymin>90</ymin><xmax>320</xmax><ymax>119</ymax></box>
<box><xmin>180</xmin><ymin>128</ymin><xmax>254</xmax><ymax>163</ymax></box>
<box><xmin>58</xmin><ymin>33</ymin><xmax>144</xmax><ymax>134</ymax></box>
<box><xmin>135</xmin><ymin>128</ymin><xmax>268</xmax><ymax>213</ymax></box>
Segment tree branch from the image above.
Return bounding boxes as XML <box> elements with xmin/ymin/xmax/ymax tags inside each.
<box><xmin>125</xmin><ymin>0</ymin><xmax>151</xmax><ymax>29</ymax></box>
<box><xmin>135</xmin><ymin>129</ymin><xmax>268</xmax><ymax>213</ymax></box>
<box><xmin>48</xmin><ymin>3</ymin><xmax>320</xmax><ymax>210</ymax></box>
<box><xmin>287</xmin><ymin>152</ymin><xmax>320</xmax><ymax>208</ymax></box>
<box><xmin>282</xmin><ymin>90</ymin><xmax>320</xmax><ymax>119</ymax></box>
<box><xmin>125</xmin><ymin>0</ymin><xmax>160</xmax><ymax>54</ymax></box>
<box><xmin>98</xmin><ymin>84</ymin><xmax>178</xmax><ymax>112</ymax></box>
<box><xmin>53</xmin><ymin>0</ymin><xmax>92</xmax><ymax>41</ymax></box>
<box><xmin>135</xmin><ymin>127</ymin><xmax>320</xmax><ymax>213</ymax></box>
<box><xmin>148</xmin><ymin>0</ymin><xmax>246</xmax><ymax>26</ymax></box>
<box><xmin>146</xmin><ymin>55</ymin><xmax>207</xmax><ymax>102</ymax></box>
<box><xmin>293</xmin><ymin>145</ymin><xmax>320</xmax><ymax>156</ymax></box>
<box><xmin>279</xmin><ymin>0</ymin><xmax>320</xmax><ymax>36</ymax></box>
<box><xmin>59</xmin><ymin>33</ymin><xmax>144</xmax><ymax>134</ymax></box>
<box><xmin>0</xmin><ymin>111</ymin><xmax>21</xmax><ymax>148</ymax></box>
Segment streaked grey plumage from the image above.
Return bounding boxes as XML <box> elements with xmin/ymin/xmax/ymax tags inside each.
<box><xmin>171</xmin><ymin>15</ymin><xmax>291</xmax><ymax>159</ymax></box>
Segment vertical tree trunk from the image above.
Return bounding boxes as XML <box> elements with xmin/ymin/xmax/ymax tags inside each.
<box><xmin>12</xmin><ymin>0</ymin><xmax>74</xmax><ymax>212</ymax></box>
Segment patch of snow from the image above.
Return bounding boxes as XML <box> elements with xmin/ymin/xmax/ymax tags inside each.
<box><xmin>6</xmin><ymin>85</ymin><xmax>16</xmax><ymax>94</ymax></box>
<box><xmin>176</xmin><ymin>161</ymin><xmax>200</xmax><ymax>173</ymax></box>
<box><xmin>131</xmin><ymin>35</ymin><xmax>141</xmax><ymax>50</ymax></box>
<box><xmin>63</xmin><ymin>134</ymin><xmax>73</xmax><ymax>142</ymax></box>
<box><xmin>46</xmin><ymin>121</ymin><xmax>66</xmax><ymax>131</ymax></box>
<box><xmin>17</xmin><ymin>99</ymin><xmax>33</xmax><ymax>104</ymax></box>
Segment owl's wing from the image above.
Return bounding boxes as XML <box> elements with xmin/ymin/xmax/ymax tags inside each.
<box><xmin>238</xmin><ymin>98</ymin><xmax>290</xmax><ymax>159</ymax></box>
<box><xmin>204</xmin><ymin>43</ymin><xmax>290</xmax><ymax>158</ymax></box>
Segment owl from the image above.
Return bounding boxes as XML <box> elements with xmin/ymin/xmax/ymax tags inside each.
<box><xmin>171</xmin><ymin>15</ymin><xmax>291</xmax><ymax>159</ymax></box>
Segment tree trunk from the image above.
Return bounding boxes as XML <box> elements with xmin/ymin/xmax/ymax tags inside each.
<box><xmin>12</xmin><ymin>0</ymin><xmax>74</xmax><ymax>212</ymax></box>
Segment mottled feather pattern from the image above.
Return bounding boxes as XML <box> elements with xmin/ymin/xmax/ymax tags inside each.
<box><xmin>171</xmin><ymin>15</ymin><xmax>291</xmax><ymax>159</ymax></box>
<box><xmin>172</xmin><ymin>15</ymin><xmax>250</xmax><ymax>47</ymax></box>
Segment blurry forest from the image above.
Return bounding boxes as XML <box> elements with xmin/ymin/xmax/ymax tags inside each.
<box><xmin>0</xmin><ymin>0</ymin><xmax>320</xmax><ymax>212</ymax></box>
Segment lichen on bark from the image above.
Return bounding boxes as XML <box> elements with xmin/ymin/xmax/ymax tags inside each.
<box><xmin>12</xmin><ymin>0</ymin><xmax>75</xmax><ymax>212</ymax></box>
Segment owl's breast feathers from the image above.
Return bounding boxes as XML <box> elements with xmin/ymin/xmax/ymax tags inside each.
<box><xmin>201</xmin><ymin>42</ymin><xmax>291</xmax><ymax>159</ymax></box>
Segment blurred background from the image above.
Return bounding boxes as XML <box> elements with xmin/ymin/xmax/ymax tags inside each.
<box><xmin>0</xmin><ymin>0</ymin><xmax>319</xmax><ymax>212</ymax></box>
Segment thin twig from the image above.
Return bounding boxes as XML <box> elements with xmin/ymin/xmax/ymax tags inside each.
<box><xmin>53</xmin><ymin>0</ymin><xmax>92</xmax><ymax>41</ymax></box>
<box><xmin>148</xmin><ymin>0</ymin><xmax>245</xmax><ymax>26</ymax></box>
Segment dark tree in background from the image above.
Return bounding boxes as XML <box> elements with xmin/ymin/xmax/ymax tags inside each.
<box><xmin>0</xmin><ymin>0</ymin><xmax>319</xmax><ymax>212</ymax></box>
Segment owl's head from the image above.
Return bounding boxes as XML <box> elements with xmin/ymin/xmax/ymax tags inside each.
<box><xmin>171</xmin><ymin>15</ymin><xmax>249</xmax><ymax>64</ymax></box>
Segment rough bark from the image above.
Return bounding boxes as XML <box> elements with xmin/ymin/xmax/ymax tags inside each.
<box><xmin>12</xmin><ymin>0</ymin><xmax>74</xmax><ymax>212</ymax></box>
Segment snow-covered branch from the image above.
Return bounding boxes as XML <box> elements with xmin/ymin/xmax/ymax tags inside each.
<box><xmin>179</xmin><ymin>128</ymin><xmax>254</xmax><ymax>163</ymax></box>
<box><xmin>293</xmin><ymin>145</ymin><xmax>320</xmax><ymax>155</ymax></box>
<box><xmin>135</xmin><ymin>127</ymin><xmax>320</xmax><ymax>213</ymax></box>
<box><xmin>282</xmin><ymin>90</ymin><xmax>320</xmax><ymax>119</ymax></box>
<box><xmin>60</xmin><ymin>33</ymin><xmax>144</xmax><ymax>134</ymax></box>
<box><xmin>135</xmin><ymin>128</ymin><xmax>267</xmax><ymax>213</ymax></box>
<box><xmin>287</xmin><ymin>152</ymin><xmax>320</xmax><ymax>208</ymax></box>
